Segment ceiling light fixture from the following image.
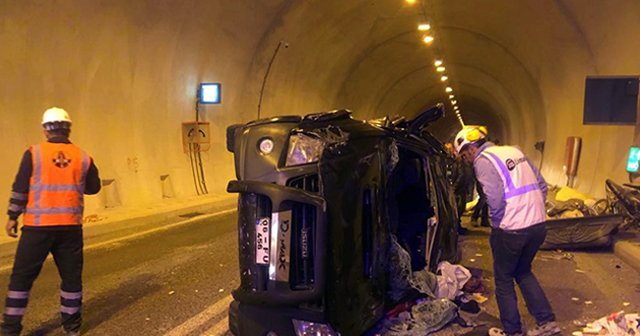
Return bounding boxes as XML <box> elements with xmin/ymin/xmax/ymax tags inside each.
<box><xmin>449</xmin><ymin>94</ymin><xmax>455</xmax><ymax>99</ymax></box>
<box><xmin>445</xmin><ymin>87</ymin><xmax>453</xmax><ymax>93</ymax></box>
<box><xmin>436</xmin><ymin>66</ymin><xmax>445</xmax><ymax>72</ymax></box>
<box><xmin>440</xmin><ymin>75</ymin><xmax>448</xmax><ymax>82</ymax></box>
<box><xmin>418</xmin><ymin>23</ymin><xmax>431</xmax><ymax>31</ymax></box>
<box><xmin>422</xmin><ymin>35</ymin><xmax>434</xmax><ymax>44</ymax></box>
<box><xmin>434</xmin><ymin>60</ymin><xmax>443</xmax><ymax>67</ymax></box>
<box><xmin>451</xmin><ymin>100</ymin><xmax>457</xmax><ymax>105</ymax></box>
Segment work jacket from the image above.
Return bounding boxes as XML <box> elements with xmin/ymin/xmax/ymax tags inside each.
<box><xmin>8</xmin><ymin>137</ymin><xmax>101</xmax><ymax>227</ymax></box>
<box><xmin>474</xmin><ymin>143</ymin><xmax>547</xmax><ymax>231</ymax></box>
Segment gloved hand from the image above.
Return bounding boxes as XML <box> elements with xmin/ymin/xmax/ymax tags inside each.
<box><xmin>6</xmin><ymin>219</ymin><xmax>18</xmax><ymax>238</ymax></box>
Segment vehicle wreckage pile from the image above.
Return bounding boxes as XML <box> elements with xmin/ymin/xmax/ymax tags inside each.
<box><xmin>542</xmin><ymin>179</ymin><xmax>640</xmax><ymax>250</ymax></box>
<box><xmin>368</xmin><ymin>236</ymin><xmax>483</xmax><ymax>335</ymax></box>
<box><xmin>369</xmin><ymin>178</ymin><xmax>640</xmax><ymax>335</ymax></box>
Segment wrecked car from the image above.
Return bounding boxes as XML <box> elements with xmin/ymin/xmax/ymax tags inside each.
<box><xmin>225</xmin><ymin>104</ymin><xmax>459</xmax><ymax>336</ymax></box>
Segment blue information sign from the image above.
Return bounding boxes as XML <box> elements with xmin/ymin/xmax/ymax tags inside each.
<box><xmin>626</xmin><ymin>147</ymin><xmax>640</xmax><ymax>172</ymax></box>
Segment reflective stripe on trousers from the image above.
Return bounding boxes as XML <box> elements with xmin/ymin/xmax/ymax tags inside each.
<box><xmin>4</xmin><ymin>290</ymin><xmax>29</xmax><ymax>316</ymax></box>
<box><xmin>60</xmin><ymin>290</ymin><xmax>82</xmax><ymax>315</ymax></box>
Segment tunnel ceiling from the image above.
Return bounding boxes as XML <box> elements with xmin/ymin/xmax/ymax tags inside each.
<box><xmin>255</xmin><ymin>0</ymin><xmax>638</xmax><ymax>146</ymax></box>
<box><xmin>1</xmin><ymin>0</ymin><xmax>638</xmax><ymax>204</ymax></box>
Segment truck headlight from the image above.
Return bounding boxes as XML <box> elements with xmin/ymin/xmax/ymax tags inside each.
<box><xmin>285</xmin><ymin>133</ymin><xmax>325</xmax><ymax>166</ymax></box>
<box><xmin>292</xmin><ymin>319</ymin><xmax>339</xmax><ymax>336</ymax></box>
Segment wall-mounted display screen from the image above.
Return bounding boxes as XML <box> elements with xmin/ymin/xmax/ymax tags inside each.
<box><xmin>626</xmin><ymin>147</ymin><xmax>640</xmax><ymax>172</ymax></box>
<box><xmin>583</xmin><ymin>76</ymin><xmax>638</xmax><ymax>125</ymax></box>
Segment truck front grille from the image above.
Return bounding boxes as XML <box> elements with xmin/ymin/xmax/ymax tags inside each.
<box><xmin>287</xmin><ymin>174</ymin><xmax>320</xmax><ymax>193</ymax></box>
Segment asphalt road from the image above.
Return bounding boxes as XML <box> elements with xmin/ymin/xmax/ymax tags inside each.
<box><xmin>451</xmin><ymin>221</ymin><xmax>640</xmax><ymax>336</ymax></box>
<box><xmin>0</xmin><ymin>213</ymin><xmax>637</xmax><ymax>336</ymax></box>
<box><xmin>0</xmin><ymin>212</ymin><xmax>239</xmax><ymax>336</ymax></box>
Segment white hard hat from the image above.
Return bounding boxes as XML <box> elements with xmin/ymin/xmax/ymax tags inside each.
<box><xmin>454</xmin><ymin>125</ymin><xmax>487</xmax><ymax>153</ymax></box>
<box><xmin>42</xmin><ymin>107</ymin><xmax>72</xmax><ymax>126</ymax></box>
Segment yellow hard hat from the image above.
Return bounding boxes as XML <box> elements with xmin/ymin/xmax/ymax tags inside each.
<box><xmin>454</xmin><ymin>125</ymin><xmax>487</xmax><ymax>153</ymax></box>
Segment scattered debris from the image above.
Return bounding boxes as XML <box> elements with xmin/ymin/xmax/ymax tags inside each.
<box><xmin>575</xmin><ymin>269</ymin><xmax>586</xmax><ymax>274</ymax></box>
<box><xmin>572</xmin><ymin>297</ymin><xmax>581</xmax><ymax>302</ymax></box>
<box><xmin>471</xmin><ymin>293</ymin><xmax>488</xmax><ymax>303</ymax></box>
<box><xmin>369</xmin><ymin>298</ymin><xmax>460</xmax><ymax>335</ymax></box>
<box><xmin>218</xmin><ymin>288</ymin><xmax>225</xmax><ymax>293</ymax></box>
<box><xmin>461</xmin><ymin>277</ymin><xmax>485</xmax><ymax>294</ymax></box>
<box><xmin>585</xmin><ymin>301</ymin><xmax>593</xmax><ymax>305</ymax></box>
<box><xmin>387</xmin><ymin>236</ymin><xmax>437</xmax><ymax>302</ymax></box>
<box><xmin>454</xmin><ymin>294</ymin><xmax>481</xmax><ymax>314</ymax></box>
<box><xmin>475</xmin><ymin>253</ymin><xmax>483</xmax><ymax>257</ymax></box>
<box><xmin>469</xmin><ymin>259</ymin><xmax>476</xmax><ymax>263</ymax></box>
<box><xmin>168</xmin><ymin>290</ymin><xmax>175</xmax><ymax>295</ymax></box>
<box><xmin>575</xmin><ymin>311</ymin><xmax>639</xmax><ymax>336</ymax></box>
<box><xmin>539</xmin><ymin>251</ymin><xmax>575</xmax><ymax>261</ymax></box>
<box><xmin>436</xmin><ymin>261</ymin><xmax>471</xmax><ymax>300</ymax></box>
<box><xmin>623</xmin><ymin>302</ymin><xmax>631</xmax><ymax>307</ymax></box>
<box><xmin>83</xmin><ymin>214</ymin><xmax>106</xmax><ymax>223</ymax></box>
<box><xmin>573</xmin><ymin>320</ymin><xmax>587</xmax><ymax>327</ymax></box>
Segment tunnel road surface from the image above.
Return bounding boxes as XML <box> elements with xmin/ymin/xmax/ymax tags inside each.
<box><xmin>0</xmin><ymin>213</ymin><xmax>639</xmax><ymax>335</ymax></box>
<box><xmin>0</xmin><ymin>212</ymin><xmax>238</xmax><ymax>336</ymax></box>
<box><xmin>449</xmin><ymin>220</ymin><xmax>640</xmax><ymax>336</ymax></box>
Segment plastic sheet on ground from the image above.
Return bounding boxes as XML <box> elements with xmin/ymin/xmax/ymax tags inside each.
<box><xmin>541</xmin><ymin>214</ymin><xmax>623</xmax><ymax>250</ymax></box>
<box><xmin>370</xmin><ymin>298</ymin><xmax>459</xmax><ymax>336</ymax></box>
<box><xmin>435</xmin><ymin>261</ymin><xmax>471</xmax><ymax>300</ymax></box>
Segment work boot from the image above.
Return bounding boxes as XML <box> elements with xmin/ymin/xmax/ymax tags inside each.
<box><xmin>488</xmin><ymin>327</ymin><xmax>523</xmax><ymax>336</ymax></box>
<box><xmin>527</xmin><ymin>321</ymin><xmax>561</xmax><ymax>336</ymax></box>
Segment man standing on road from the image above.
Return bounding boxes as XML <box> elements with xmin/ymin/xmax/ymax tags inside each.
<box><xmin>2</xmin><ymin>107</ymin><xmax>101</xmax><ymax>336</ymax></box>
<box><xmin>454</xmin><ymin>126</ymin><xmax>559</xmax><ymax>336</ymax></box>
<box><xmin>451</xmin><ymin>153</ymin><xmax>474</xmax><ymax>234</ymax></box>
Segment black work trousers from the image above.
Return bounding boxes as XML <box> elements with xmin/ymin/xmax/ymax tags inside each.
<box><xmin>1</xmin><ymin>229</ymin><xmax>83</xmax><ymax>336</ymax></box>
<box><xmin>490</xmin><ymin>224</ymin><xmax>555</xmax><ymax>334</ymax></box>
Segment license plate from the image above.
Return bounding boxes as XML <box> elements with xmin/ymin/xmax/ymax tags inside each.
<box><xmin>255</xmin><ymin>217</ymin><xmax>270</xmax><ymax>265</ymax></box>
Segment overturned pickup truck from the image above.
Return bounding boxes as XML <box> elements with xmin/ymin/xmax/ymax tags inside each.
<box><xmin>225</xmin><ymin>104</ymin><xmax>459</xmax><ymax>336</ymax></box>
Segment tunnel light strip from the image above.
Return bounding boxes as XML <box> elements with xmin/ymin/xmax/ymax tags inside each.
<box><xmin>412</xmin><ymin>0</ymin><xmax>466</xmax><ymax>126</ymax></box>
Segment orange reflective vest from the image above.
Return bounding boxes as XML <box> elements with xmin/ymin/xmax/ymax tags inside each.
<box><xmin>23</xmin><ymin>142</ymin><xmax>90</xmax><ymax>226</ymax></box>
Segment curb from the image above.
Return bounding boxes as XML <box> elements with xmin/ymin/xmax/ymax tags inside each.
<box><xmin>0</xmin><ymin>195</ymin><xmax>238</xmax><ymax>267</ymax></box>
<box><xmin>613</xmin><ymin>239</ymin><xmax>640</xmax><ymax>274</ymax></box>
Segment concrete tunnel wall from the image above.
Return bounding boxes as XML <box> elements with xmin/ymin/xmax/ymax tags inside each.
<box><xmin>1</xmin><ymin>0</ymin><xmax>639</xmax><ymax>214</ymax></box>
<box><xmin>0</xmin><ymin>1</ymin><xmax>284</xmax><ymax>213</ymax></box>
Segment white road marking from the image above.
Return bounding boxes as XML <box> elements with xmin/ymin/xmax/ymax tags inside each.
<box><xmin>86</xmin><ymin>209</ymin><xmax>236</xmax><ymax>251</ymax></box>
<box><xmin>203</xmin><ymin>316</ymin><xmax>229</xmax><ymax>336</ymax></box>
<box><xmin>0</xmin><ymin>208</ymin><xmax>236</xmax><ymax>273</ymax></box>
<box><xmin>165</xmin><ymin>295</ymin><xmax>233</xmax><ymax>336</ymax></box>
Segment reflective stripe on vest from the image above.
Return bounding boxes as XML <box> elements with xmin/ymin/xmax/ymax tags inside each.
<box><xmin>24</xmin><ymin>142</ymin><xmax>89</xmax><ymax>226</ymax></box>
<box><xmin>480</xmin><ymin>146</ymin><xmax>546</xmax><ymax>230</ymax></box>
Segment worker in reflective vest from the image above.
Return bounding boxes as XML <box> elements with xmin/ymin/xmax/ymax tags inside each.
<box><xmin>2</xmin><ymin>107</ymin><xmax>100</xmax><ymax>336</ymax></box>
<box><xmin>454</xmin><ymin>126</ymin><xmax>560</xmax><ymax>336</ymax></box>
